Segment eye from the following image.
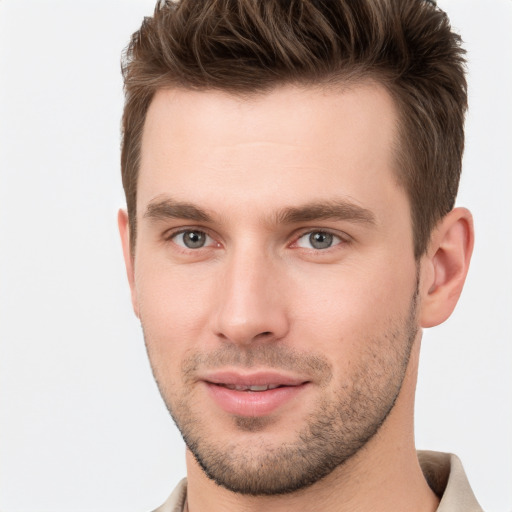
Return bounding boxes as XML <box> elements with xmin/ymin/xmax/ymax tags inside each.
<box><xmin>295</xmin><ymin>231</ymin><xmax>343</xmax><ymax>250</ymax></box>
<box><xmin>171</xmin><ymin>230</ymin><xmax>214</xmax><ymax>249</ymax></box>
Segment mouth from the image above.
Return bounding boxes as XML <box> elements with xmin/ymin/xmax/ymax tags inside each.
<box><xmin>212</xmin><ymin>383</ymin><xmax>285</xmax><ymax>392</ymax></box>
<box><xmin>201</xmin><ymin>371</ymin><xmax>310</xmax><ymax>417</ymax></box>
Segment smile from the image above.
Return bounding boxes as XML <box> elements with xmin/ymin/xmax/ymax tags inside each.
<box><xmin>215</xmin><ymin>383</ymin><xmax>283</xmax><ymax>391</ymax></box>
<box><xmin>201</xmin><ymin>371</ymin><xmax>310</xmax><ymax>417</ymax></box>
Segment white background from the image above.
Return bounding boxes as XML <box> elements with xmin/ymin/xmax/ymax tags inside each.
<box><xmin>0</xmin><ymin>1</ymin><xmax>510</xmax><ymax>511</ymax></box>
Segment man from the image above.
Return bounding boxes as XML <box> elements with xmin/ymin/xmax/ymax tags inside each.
<box><xmin>118</xmin><ymin>0</ymin><xmax>481</xmax><ymax>510</ymax></box>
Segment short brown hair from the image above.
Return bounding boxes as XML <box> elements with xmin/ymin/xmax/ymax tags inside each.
<box><xmin>121</xmin><ymin>0</ymin><xmax>467</xmax><ymax>258</ymax></box>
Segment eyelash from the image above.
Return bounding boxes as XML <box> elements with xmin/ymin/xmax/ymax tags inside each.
<box><xmin>291</xmin><ymin>229</ymin><xmax>348</xmax><ymax>251</ymax></box>
<box><xmin>163</xmin><ymin>227</ymin><xmax>350</xmax><ymax>253</ymax></box>
<box><xmin>164</xmin><ymin>228</ymin><xmax>218</xmax><ymax>250</ymax></box>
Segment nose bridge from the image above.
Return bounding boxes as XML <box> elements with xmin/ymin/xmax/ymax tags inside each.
<box><xmin>213</xmin><ymin>241</ymin><xmax>289</xmax><ymax>344</ymax></box>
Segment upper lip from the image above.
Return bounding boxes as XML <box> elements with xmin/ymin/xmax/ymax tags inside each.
<box><xmin>201</xmin><ymin>370</ymin><xmax>308</xmax><ymax>387</ymax></box>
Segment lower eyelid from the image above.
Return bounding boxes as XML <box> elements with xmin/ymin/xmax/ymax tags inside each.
<box><xmin>167</xmin><ymin>230</ymin><xmax>221</xmax><ymax>250</ymax></box>
<box><xmin>294</xmin><ymin>231</ymin><xmax>345</xmax><ymax>249</ymax></box>
<box><xmin>163</xmin><ymin>228</ymin><xmax>347</xmax><ymax>251</ymax></box>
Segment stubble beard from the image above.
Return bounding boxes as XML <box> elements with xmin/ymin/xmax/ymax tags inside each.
<box><xmin>143</xmin><ymin>287</ymin><xmax>419</xmax><ymax>496</ymax></box>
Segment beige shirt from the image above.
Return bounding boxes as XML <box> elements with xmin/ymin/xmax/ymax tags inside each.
<box><xmin>152</xmin><ymin>451</ymin><xmax>483</xmax><ymax>512</ymax></box>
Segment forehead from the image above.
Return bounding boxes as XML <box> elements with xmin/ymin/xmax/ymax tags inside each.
<box><xmin>138</xmin><ymin>83</ymin><xmax>403</xmax><ymax>221</ymax></box>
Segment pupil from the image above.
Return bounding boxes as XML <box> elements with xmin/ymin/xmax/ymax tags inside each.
<box><xmin>184</xmin><ymin>231</ymin><xmax>205</xmax><ymax>248</ymax></box>
<box><xmin>310</xmin><ymin>232</ymin><xmax>333</xmax><ymax>249</ymax></box>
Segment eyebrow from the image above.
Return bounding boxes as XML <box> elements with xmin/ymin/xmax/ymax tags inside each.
<box><xmin>144</xmin><ymin>198</ymin><xmax>213</xmax><ymax>222</ymax></box>
<box><xmin>275</xmin><ymin>201</ymin><xmax>376</xmax><ymax>225</ymax></box>
<box><xmin>144</xmin><ymin>197</ymin><xmax>376</xmax><ymax>226</ymax></box>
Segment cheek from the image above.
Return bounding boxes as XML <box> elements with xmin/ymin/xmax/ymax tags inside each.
<box><xmin>134</xmin><ymin>259</ymin><xmax>216</xmax><ymax>353</ymax></box>
<box><xmin>287</xmin><ymin>257</ymin><xmax>417</xmax><ymax>359</ymax></box>
<box><xmin>135</xmin><ymin>266</ymin><xmax>213</xmax><ymax>399</ymax></box>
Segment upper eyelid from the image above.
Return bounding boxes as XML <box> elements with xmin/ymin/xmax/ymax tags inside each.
<box><xmin>163</xmin><ymin>226</ymin><xmax>214</xmax><ymax>240</ymax></box>
<box><xmin>161</xmin><ymin>226</ymin><xmax>350</xmax><ymax>247</ymax></box>
<box><xmin>291</xmin><ymin>227</ymin><xmax>351</xmax><ymax>243</ymax></box>
<box><xmin>165</xmin><ymin>228</ymin><xmax>219</xmax><ymax>252</ymax></box>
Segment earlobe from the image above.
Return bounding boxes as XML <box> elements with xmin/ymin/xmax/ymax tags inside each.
<box><xmin>419</xmin><ymin>207</ymin><xmax>474</xmax><ymax>328</ymax></box>
<box><xmin>117</xmin><ymin>209</ymin><xmax>140</xmax><ymax>318</ymax></box>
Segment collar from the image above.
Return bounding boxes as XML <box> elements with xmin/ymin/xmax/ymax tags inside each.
<box><xmin>153</xmin><ymin>451</ymin><xmax>482</xmax><ymax>512</ymax></box>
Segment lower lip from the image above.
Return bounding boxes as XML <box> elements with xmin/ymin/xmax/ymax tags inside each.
<box><xmin>204</xmin><ymin>382</ymin><xmax>308</xmax><ymax>417</ymax></box>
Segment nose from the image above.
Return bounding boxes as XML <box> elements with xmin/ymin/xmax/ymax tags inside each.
<box><xmin>211</xmin><ymin>247</ymin><xmax>290</xmax><ymax>345</ymax></box>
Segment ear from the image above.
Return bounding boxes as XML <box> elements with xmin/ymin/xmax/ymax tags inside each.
<box><xmin>419</xmin><ymin>207</ymin><xmax>474</xmax><ymax>328</ymax></box>
<box><xmin>118</xmin><ymin>209</ymin><xmax>140</xmax><ymax>318</ymax></box>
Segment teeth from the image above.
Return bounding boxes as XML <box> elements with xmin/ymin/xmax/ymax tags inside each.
<box><xmin>222</xmin><ymin>384</ymin><xmax>281</xmax><ymax>391</ymax></box>
<box><xmin>248</xmin><ymin>385</ymin><xmax>270</xmax><ymax>391</ymax></box>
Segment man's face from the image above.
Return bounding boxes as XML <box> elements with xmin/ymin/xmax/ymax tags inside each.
<box><xmin>126</xmin><ymin>84</ymin><xmax>421</xmax><ymax>494</ymax></box>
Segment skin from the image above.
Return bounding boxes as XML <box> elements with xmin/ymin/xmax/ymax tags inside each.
<box><xmin>119</xmin><ymin>83</ymin><xmax>474</xmax><ymax>512</ymax></box>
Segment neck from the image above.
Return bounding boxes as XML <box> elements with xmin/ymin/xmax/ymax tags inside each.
<box><xmin>185</xmin><ymin>337</ymin><xmax>438</xmax><ymax>512</ymax></box>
